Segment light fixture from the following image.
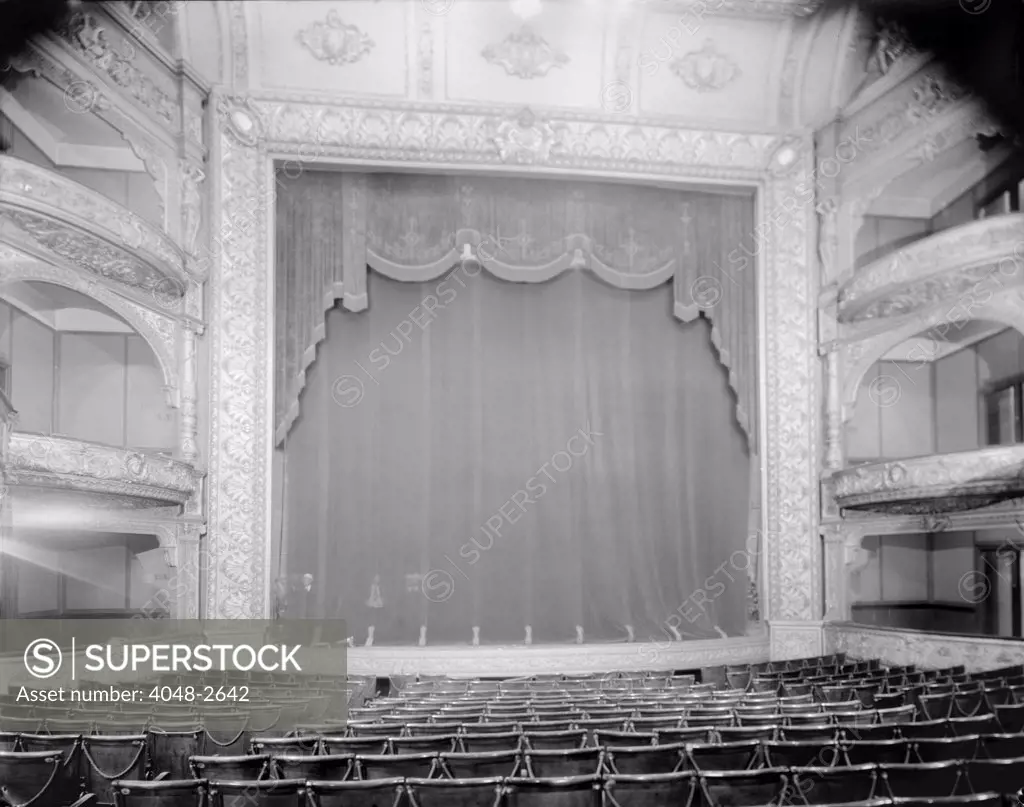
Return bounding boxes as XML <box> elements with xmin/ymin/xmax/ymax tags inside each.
<box><xmin>510</xmin><ymin>0</ymin><xmax>542</xmax><ymax>21</ymax></box>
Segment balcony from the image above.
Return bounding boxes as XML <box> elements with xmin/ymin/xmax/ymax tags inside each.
<box><xmin>830</xmin><ymin>445</ymin><xmax>1024</xmax><ymax>515</ymax></box>
<box><xmin>6</xmin><ymin>431</ymin><xmax>202</xmax><ymax>513</ymax></box>
<box><xmin>0</xmin><ymin>155</ymin><xmax>191</xmax><ymax>309</ymax></box>
<box><xmin>836</xmin><ymin>213</ymin><xmax>1024</xmax><ymax>324</ymax></box>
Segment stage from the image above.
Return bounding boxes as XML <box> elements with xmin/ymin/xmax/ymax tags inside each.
<box><xmin>344</xmin><ymin>633</ymin><xmax>771</xmax><ymax>678</ymax></box>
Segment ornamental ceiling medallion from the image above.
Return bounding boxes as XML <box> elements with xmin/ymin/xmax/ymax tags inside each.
<box><xmin>670</xmin><ymin>40</ymin><xmax>741</xmax><ymax>93</ymax></box>
<box><xmin>481</xmin><ymin>25</ymin><xmax>569</xmax><ymax>79</ymax></box>
<box><xmin>297</xmin><ymin>10</ymin><xmax>374</xmax><ymax>66</ymax></box>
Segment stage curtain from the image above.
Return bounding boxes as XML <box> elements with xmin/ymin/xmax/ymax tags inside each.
<box><xmin>274</xmin><ymin>172</ymin><xmax>758</xmax><ymax>455</ymax></box>
<box><xmin>280</xmin><ymin>264</ymin><xmax>752</xmax><ymax>646</ymax></box>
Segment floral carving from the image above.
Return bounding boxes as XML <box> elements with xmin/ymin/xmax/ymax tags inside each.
<box><xmin>481</xmin><ymin>25</ymin><xmax>569</xmax><ymax>79</ymax></box>
<box><xmin>297</xmin><ymin>10</ymin><xmax>374</xmax><ymax>66</ymax></box>
<box><xmin>670</xmin><ymin>40</ymin><xmax>741</xmax><ymax>93</ymax></box>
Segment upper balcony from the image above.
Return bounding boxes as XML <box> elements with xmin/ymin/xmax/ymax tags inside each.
<box><xmin>0</xmin><ymin>155</ymin><xmax>191</xmax><ymax>311</ymax></box>
<box><xmin>836</xmin><ymin>212</ymin><xmax>1024</xmax><ymax>326</ymax></box>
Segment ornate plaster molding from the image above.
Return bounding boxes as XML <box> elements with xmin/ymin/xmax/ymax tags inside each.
<box><xmin>208</xmin><ymin>94</ymin><xmax>818</xmax><ymax>632</ymax></box>
<box><xmin>832</xmin><ymin>446</ymin><xmax>1024</xmax><ymax>515</ymax></box>
<box><xmin>670</xmin><ymin>40</ymin><xmax>742</xmax><ymax>93</ymax></box>
<box><xmin>481</xmin><ymin>26</ymin><xmax>569</xmax><ymax>79</ymax></box>
<box><xmin>7</xmin><ymin>432</ymin><xmax>203</xmax><ymax>510</ymax></box>
<box><xmin>0</xmin><ymin>248</ymin><xmax>179</xmax><ymax>398</ymax></box>
<box><xmin>59</xmin><ymin>6</ymin><xmax>180</xmax><ymax>129</ymax></box>
<box><xmin>837</xmin><ymin>213</ymin><xmax>1024</xmax><ymax>323</ymax></box>
<box><xmin>297</xmin><ymin>11</ymin><xmax>374</xmax><ymax>66</ymax></box>
<box><xmin>347</xmin><ymin>635</ymin><xmax>770</xmax><ymax>677</ymax></box>
<box><xmin>826</xmin><ymin>623</ymin><xmax>1024</xmax><ymax>672</ymax></box>
<box><xmin>0</xmin><ymin>156</ymin><xmax>191</xmax><ymax>301</ymax></box>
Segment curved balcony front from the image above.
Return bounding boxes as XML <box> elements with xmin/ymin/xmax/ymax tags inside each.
<box><xmin>0</xmin><ymin>156</ymin><xmax>191</xmax><ymax>309</ymax></box>
<box><xmin>836</xmin><ymin>213</ymin><xmax>1024</xmax><ymax>324</ymax></box>
<box><xmin>6</xmin><ymin>432</ymin><xmax>202</xmax><ymax>511</ymax></box>
<box><xmin>830</xmin><ymin>445</ymin><xmax>1024</xmax><ymax>515</ymax></box>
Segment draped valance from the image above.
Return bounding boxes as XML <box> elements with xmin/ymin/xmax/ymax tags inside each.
<box><xmin>275</xmin><ymin>171</ymin><xmax>758</xmax><ymax>450</ymax></box>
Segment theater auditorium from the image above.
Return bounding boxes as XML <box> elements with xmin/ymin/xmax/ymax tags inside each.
<box><xmin>0</xmin><ymin>0</ymin><xmax>1023</xmax><ymax>804</ymax></box>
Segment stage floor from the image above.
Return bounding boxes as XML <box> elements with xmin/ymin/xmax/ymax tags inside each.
<box><xmin>345</xmin><ymin>634</ymin><xmax>770</xmax><ymax>677</ymax></box>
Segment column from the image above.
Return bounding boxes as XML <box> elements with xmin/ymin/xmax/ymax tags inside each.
<box><xmin>180</xmin><ymin>326</ymin><xmax>199</xmax><ymax>463</ymax></box>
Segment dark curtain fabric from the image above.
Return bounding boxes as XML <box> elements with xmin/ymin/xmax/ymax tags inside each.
<box><xmin>274</xmin><ymin>171</ymin><xmax>758</xmax><ymax>454</ymax></box>
<box><xmin>280</xmin><ymin>268</ymin><xmax>752</xmax><ymax>646</ymax></box>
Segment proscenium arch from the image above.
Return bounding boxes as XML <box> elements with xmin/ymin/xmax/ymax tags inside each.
<box><xmin>0</xmin><ymin>268</ymin><xmax>180</xmax><ymax>404</ymax></box>
<box><xmin>841</xmin><ymin>305</ymin><xmax>1024</xmax><ymax>421</ymax></box>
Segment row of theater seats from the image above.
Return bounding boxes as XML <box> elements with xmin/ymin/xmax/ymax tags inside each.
<box><xmin>4</xmin><ymin>655</ymin><xmax>1024</xmax><ymax>806</ymax></box>
<box><xmin>3</xmin><ymin>758</ymin><xmax>1020</xmax><ymax>807</ymax></box>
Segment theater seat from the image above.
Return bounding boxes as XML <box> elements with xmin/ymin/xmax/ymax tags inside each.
<box><xmin>521</xmin><ymin>731</ymin><xmax>587</xmax><ymax>751</ymax></box>
<box><xmin>522</xmin><ymin>747</ymin><xmax>604</xmax><ymax>777</ymax></box>
<box><xmin>603</xmin><ymin>743</ymin><xmax>686</xmax><ymax>775</ymax></box>
<box><xmin>405</xmin><ymin>777</ymin><xmax>504</xmax><ymax>807</ymax></box>
<box><xmin>686</xmin><ymin>741</ymin><xmax>762</xmax><ymax>772</ymax></box>
<box><xmin>878</xmin><ymin>762</ymin><xmax>968</xmax><ymax>799</ymax></box>
<box><xmin>207</xmin><ymin>778</ymin><xmax>306</xmax><ymax>807</ymax></box>
<box><xmin>503</xmin><ymin>775</ymin><xmax>603</xmax><ymax>807</ymax></box>
<box><xmin>83</xmin><ymin>735</ymin><xmax>148</xmax><ymax>806</ymax></box>
<box><xmin>795</xmin><ymin>765</ymin><xmax>878</xmax><ymax>804</ymax></box>
<box><xmin>965</xmin><ymin>757</ymin><xmax>1024</xmax><ymax>795</ymax></box>
<box><xmin>765</xmin><ymin>740</ymin><xmax>840</xmax><ymax>768</ymax></box>
<box><xmin>356</xmin><ymin>753</ymin><xmax>440</xmax><ymax>780</ymax></box>
<box><xmin>695</xmin><ymin>768</ymin><xmax>790</xmax><ymax>807</ymax></box>
<box><xmin>842</xmin><ymin>740</ymin><xmax>909</xmax><ymax>766</ymax></box>
<box><xmin>307</xmin><ymin>778</ymin><xmax>408</xmax><ymax>807</ymax></box>
<box><xmin>438</xmin><ymin>750</ymin><xmax>522</xmax><ymax>778</ymax></box>
<box><xmin>272</xmin><ymin>753</ymin><xmax>353</xmax><ymax>781</ymax></box>
<box><xmin>603</xmin><ymin>772</ymin><xmax>695</xmax><ymax>807</ymax></box>
<box><xmin>189</xmin><ymin>754</ymin><xmax>270</xmax><ymax>781</ymax></box>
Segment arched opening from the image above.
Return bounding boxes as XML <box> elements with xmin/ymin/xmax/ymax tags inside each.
<box><xmin>845</xmin><ymin>317</ymin><xmax>1023</xmax><ymax>463</ymax></box>
<box><xmin>0</xmin><ymin>280</ymin><xmax>175</xmax><ymax>450</ymax></box>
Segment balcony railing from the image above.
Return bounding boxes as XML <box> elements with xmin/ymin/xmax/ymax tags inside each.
<box><xmin>837</xmin><ymin>213</ymin><xmax>1024</xmax><ymax>324</ymax></box>
<box><xmin>6</xmin><ymin>431</ymin><xmax>202</xmax><ymax>510</ymax></box>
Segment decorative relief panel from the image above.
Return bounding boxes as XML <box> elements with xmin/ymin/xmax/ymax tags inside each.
<box><xmin>481</xmin><ymin>25</ymin><xmax>570</xmax><ymax>79</ymax></box>
<box><xmin>208</xmin><ymin>94</ymin><xmax>818</xmax><ymax>632</ymax></box>
<box><xmin>297</xmin><ymin>10</ymin><xmax>374</xmax><ymax>66</ymax></box>
<box><xmin>827</xmin><ymin>624</ymin><xmax>1024</xmax><ymax>672</ymax></box>
<box><xmin>670</xmin><ymin>40</ymin><xmax>742</xmax><ymax>93</ymax></box>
